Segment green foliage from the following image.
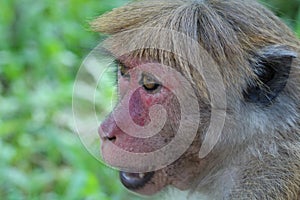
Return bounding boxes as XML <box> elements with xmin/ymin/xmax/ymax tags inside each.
<box><xmin>0</xmin><ymin>0</ymin><xmax>140</xmax><ymax>199</ymax></box>
<box><xmin>0</xmin><ymin>0</ymin><xmax>299</xmax><ymax>199</ymax></box>
<box><xmin>260</xmin><ymin>0</ymin><xmax>300</xmax><ymax>32</ymax></box>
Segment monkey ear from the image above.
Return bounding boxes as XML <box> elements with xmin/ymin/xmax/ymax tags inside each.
<box><xmin>244</xmin><ymin>45</ymin><xmax>297</xmax><ymax>106</ymax></box>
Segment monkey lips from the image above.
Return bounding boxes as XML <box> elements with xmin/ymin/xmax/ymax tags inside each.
<box><xmin>119</xmin><ymin>171</ymin><xmax>155</xmax><ymax>190</ymax></box>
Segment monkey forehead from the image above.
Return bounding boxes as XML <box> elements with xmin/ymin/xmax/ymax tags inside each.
<box><xmin>92</xmin><ymin>0</ymin><xmax>299</xmax><ymax>86</ymax></box>
<box><xmin>98</xmin><ymin>13</ymin><xmax>251</xmax><ymax>89</ymax></box>
<box><xmin>102</xmin><ymin>28</ymin><xmax>217</xmax><ymax>68</ymax></box>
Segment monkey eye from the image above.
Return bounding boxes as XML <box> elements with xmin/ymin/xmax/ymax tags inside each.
<box><xmin>141</xmin><ymin>73</ymin><xmax>161</xmax><ymax>92</ymax></box>
<box><xmin>119</xmin><ymin>63</ymin><xmax>130</xmax><ymax>77</ymax></box>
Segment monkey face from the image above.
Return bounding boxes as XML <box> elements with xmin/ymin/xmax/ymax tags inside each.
<box><xmin>98</xmin><ymin>57</ymin><xmax>207</xmax><ymax>195</ymax></box>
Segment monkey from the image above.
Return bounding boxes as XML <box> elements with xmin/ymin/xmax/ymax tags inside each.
<box><xmin>92</xmin><ymin>0</ymin><xmax>300</xmax><ymax>199</ymax></box>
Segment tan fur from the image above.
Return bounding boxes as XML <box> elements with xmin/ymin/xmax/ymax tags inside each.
<box><xmin>94</xmin><ymin>0</ymin><xmax>300</xmax><ymax>199</ymax></box>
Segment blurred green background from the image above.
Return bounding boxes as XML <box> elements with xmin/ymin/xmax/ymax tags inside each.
<box><xmin>0</xmin><ymin>0</ymin><xmax>299</xmax><ymax>199</ymax></box>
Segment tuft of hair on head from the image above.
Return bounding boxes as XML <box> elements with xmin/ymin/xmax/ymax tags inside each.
<box><xmin>91</xmin><ymin>0</ymin><xmax>299</xmax><ymax>91</ymax></box>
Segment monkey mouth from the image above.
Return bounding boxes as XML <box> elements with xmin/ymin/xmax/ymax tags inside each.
<box><xmin>119</xmin><ymin>171</ymin><xmax>154</xmax><ymax>190</ymax></box>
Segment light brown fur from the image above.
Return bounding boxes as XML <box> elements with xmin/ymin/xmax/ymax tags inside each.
<box><xmin>94</xmin><ymin>0</ymin><xmax>300</xmax><ymax>199</ymax></box>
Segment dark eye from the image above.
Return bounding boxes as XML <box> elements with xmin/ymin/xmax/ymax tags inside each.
<box><xmin>119</xmin><ymin>64</ymin><xmax>129</xmax><ymax>77</ymax></box>
<box><xmin>142</xmin><ymin>74</ymin><xmax>161</xmax><ymax>92</ymax></box>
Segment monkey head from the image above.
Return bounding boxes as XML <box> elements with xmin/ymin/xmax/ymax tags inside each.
<box><xmin>91</xmin><ymin>0</ymin><xmax>300</xmax><ymax>198</ymax></box>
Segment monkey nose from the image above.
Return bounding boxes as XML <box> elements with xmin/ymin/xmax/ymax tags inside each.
<box><xmin>98</xmin><ymin>124</ymin><xmax>117</xmax><ymax>142</ymax></box>
<box><xmin>98</xmin><ymin>116</ymin><xmax>119</xmax><ymax>142</ymax></box>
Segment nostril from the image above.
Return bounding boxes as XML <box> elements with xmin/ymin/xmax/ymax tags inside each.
<box><xmin>99</xmin><ymin>125</ymin><xmax>117</xmax><ymax>142</ymax></box>
<box><xmin>99</xmin><ymin>115</ymin><xmax>120</xmax><ymax>143</ymax></box>
<box><xmin>107</xmin><ymin>136</ymin><xmax>117</xmax><ymax>142</ymax></box>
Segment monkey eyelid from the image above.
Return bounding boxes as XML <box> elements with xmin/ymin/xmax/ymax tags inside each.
<box><xmin>139</xmin><ymin>72</ymin><xmax>162</xmax><ymax>93</ymax></box>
